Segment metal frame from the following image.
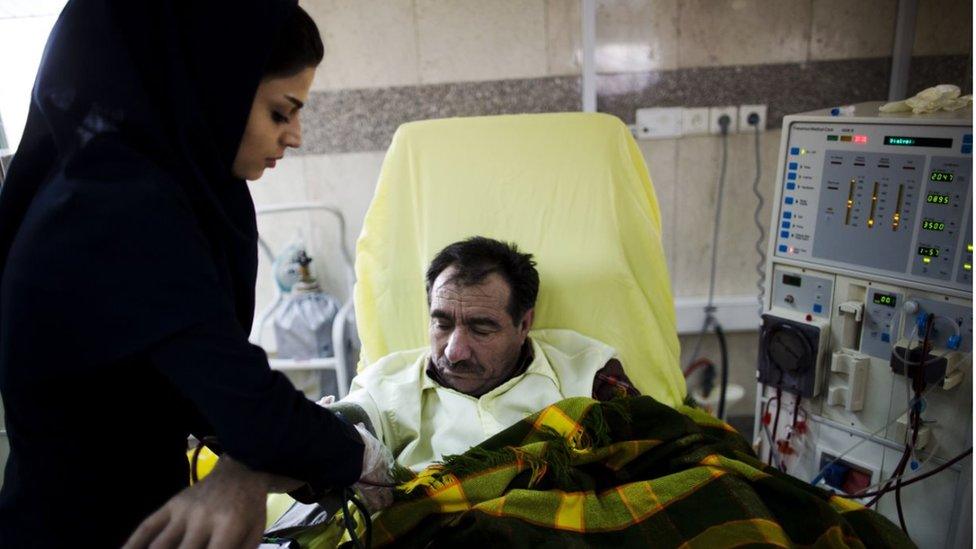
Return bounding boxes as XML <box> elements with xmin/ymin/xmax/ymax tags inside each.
<box><xmin>249</xmin><ymin>202</ymin><xmax>357</xmax><ymax>398</ymax></box>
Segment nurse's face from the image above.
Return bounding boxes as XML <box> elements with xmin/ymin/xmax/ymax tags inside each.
<box><xmin>232</xmin><ymin>67</ymin><xmax>316</xmax><ymax>181</ymax></box>
<box><xmin>428</xmin><ymin>266</ymin><xmax>534</xmax><ymax>397</ymax></box>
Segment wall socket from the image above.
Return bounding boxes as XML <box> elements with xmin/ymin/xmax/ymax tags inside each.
<box><xmin>739</xmin><ymin>104</ymin><xmax>767</xmax><ymax>132</ymax></box>
<box><xmin>635</xmin><ymin>107</ymin><xmax>683</xmax><ymax>139</ymax></box>
<box><xmin>709</xmin><ymin>106</ymin><xmax>738</xmax><ymax>134</ymax></box>
<box><xmin>632</xmin><ymin>105</ymin><xmax>760</xmax><ymax>138</ymax></box>
<box><xmin>682</xmin><ymin>107</ymin><xmax>709</xmax><ymax>136</ymax></box>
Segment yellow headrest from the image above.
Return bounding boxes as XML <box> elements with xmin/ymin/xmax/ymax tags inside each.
<box><xmin>354</xmin><ymin>113</ymin><xmax>685</xmax><ymax>406</ymax></box>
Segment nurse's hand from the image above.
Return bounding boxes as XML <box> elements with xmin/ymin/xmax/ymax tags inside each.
<box><xmin>353</xmin><ymin>423</ymin><xmax>396</xmax><ymax>513</ymax></box>
<box><xmin>122</xmin><ymin>456</ymin><xmax>287</xmax><ymax>549</ymax></box>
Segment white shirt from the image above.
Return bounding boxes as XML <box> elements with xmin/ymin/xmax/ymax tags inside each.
<box><xmin>342</xmin><ymin>329</ymin><xmax>618</xmax><ymax>471</ymax></box>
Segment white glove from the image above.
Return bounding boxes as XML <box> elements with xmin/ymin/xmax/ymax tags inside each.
<box><xmin>352</xmin><ymin>423</ymin><xmax>395</xmax><ymax>513</ymax></box>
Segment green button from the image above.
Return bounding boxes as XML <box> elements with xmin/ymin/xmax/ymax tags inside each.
<box><xmin>827</xmin><ymin>135</ymin><xmax>839</xmax><ymax>141</ymax></box>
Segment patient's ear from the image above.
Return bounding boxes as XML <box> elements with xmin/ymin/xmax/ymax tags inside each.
<box><xmin>519</xmin><ymin>308</ymin><xmax>535</xmax><ymax>334</ymax></box>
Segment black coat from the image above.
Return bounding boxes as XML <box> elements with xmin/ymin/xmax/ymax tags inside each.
<box><xmin>0</xmin><ymin>1</ymin><xmax>363</xmax><ymax>545</ymax></box>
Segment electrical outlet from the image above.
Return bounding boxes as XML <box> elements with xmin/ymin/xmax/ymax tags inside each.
<box><xmin>739</xmin><ymin>104</ymin><xmax>767</xmax><ymax>132</ymax></box>
<box><xmin>682</xmin><ymin>107</ymin><xmax>709</xmax><ymax>136</ymax></box>
<box><xmin>709</xmin><ymin>106</ymin><xmax>738</xmax><ymax>135</ymax></box>
<box><xmin>635</xmin><ymin>107</ymin><xmax>683</xmax><ymax>139</ymax></box>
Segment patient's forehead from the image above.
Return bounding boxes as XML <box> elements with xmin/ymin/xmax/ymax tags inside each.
<box><xmin>430</xmin><ymin>267</ymin><xmax>511</xmax><ymax>318</ymax></box>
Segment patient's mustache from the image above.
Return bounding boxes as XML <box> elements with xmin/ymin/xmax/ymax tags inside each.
<box><xmin>438</xmin><ymin>358</ymin><xmax>482</xmax><ymax>374</ymax></box>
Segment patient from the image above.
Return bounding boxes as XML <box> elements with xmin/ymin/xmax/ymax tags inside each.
<box><xmin>339</xmin><ymin>236</ymin><xmax>638</xmax><ymax>471</ymax></box>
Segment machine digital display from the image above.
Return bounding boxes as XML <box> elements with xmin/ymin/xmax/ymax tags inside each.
<box><xmin>922</xmin><ymin>219</ymin><xmax>946</xmax><ymax>232</ymax></box>
<box><xmin>782</xmin><ymin>274</ymin><xmax>802</xmax><ymax>287</ymax></box>
<box><xmin>873</xmin><ymin>293</ymin><xmax>897</xmax><ymax>307</ymax></box>
<box><xmin>917</xmin><ymin>245</ymin><xmax>941</xmax><ymax>257</ymax></box>
<box><xmin>930</xmin><ymin>170</ymin><xmax>955</xmax><ymax>182</ymax></box>
<box><xmin>884</xmin><ymin>136</ymin><xmax>953</xmax><ymax>148</ymax></box>
<box><xmin>926</xmin><ymin>192</ymin><xmax>951</xmax><ymax>204</ymax></box>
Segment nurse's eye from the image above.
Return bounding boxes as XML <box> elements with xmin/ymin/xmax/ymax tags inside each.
<box><xmin>271</xmin><ymin>111</ymin><xmax>290</xmax><ymax>124</ymax></box>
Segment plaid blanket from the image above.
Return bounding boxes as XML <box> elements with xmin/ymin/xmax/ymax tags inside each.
<box><xmin>289</xmin><ymin>396</ymin><xmax>912</xmax><ymax>548</ymax></box>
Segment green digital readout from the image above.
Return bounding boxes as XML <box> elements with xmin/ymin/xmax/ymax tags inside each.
<box><xmin>926</xmin><ymin>192</ymin><xmax>951</xmax><ymax>205</ymax></box>
<box><xmin>922</xmin><ymin>219</ymin><xmax>946</xmax><ymax>232</ymax></box>
<box><xmin>917</xmin><ymin>246</ymin><xmax>940</xmax><ymax>257</ymax></box>
<box><xmin>884</xmin><ymin>136</ymin><xmax>953</xmax><ymax>148</ymax></box>
<box><xmin>930</xmin><ymin>170</ymin><xmax>954</xmax><ymax>182</ymax></box>
<box><xmin>873</xmin><ymin>293</ymin><xmax>896</xmax><ymax>307</ymax></box>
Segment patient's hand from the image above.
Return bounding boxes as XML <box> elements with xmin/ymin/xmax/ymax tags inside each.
<box><xmin>122</xmin><ymin>456</ymin><xmax>277</xmax><ymax>549</ymax></box>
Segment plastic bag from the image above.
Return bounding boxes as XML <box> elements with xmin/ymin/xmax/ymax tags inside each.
<box><xmin>880</xmin><ymin>84</ymin><xmax>973</xmax><ymax>114</ymax></box>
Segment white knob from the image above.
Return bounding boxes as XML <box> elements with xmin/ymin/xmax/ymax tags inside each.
<box><xmin>903</xmin><ymin>300</ymin><xmax>919</xmax><ymax>315</ymax></box>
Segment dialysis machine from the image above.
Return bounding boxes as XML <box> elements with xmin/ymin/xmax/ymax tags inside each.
<box><xmin>755</xmin><ymin>102</ymin><xmax>972</xmax><ymax>548</ymax></box>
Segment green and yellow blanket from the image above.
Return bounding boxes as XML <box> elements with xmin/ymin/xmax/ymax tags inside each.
<box><xmin>289</xmin><ymin>396</ymin><xmax>912</xmax><ymax>548</ymax></box>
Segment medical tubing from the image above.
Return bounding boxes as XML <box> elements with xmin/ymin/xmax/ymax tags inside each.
<box><xmin>750</xmin><ymin>121</ymin><xmax>765</xmax><ymax>317</ymax></box>
<box><xmin>850</xmin><ymin>435</ymin><xmax>943</xmax><ymax>497</ymax></box>
<box><xmin>342</xmin><ymin>487</ymin><xmax>372</xmax><ymax>549</ymax></box>
<box><xmin>768</xmin><ymin>386</ymin><xmax>783</xmax><ymax>466</ymax></box>
<box><xmin>896</xmin><ymin>315</ymin><xmax>933</xmax><ymax>528</ymax></box>
<box><xmin>810</xmin><ymin>383</ymin><xmax>939</xmax><ymax>486</ymax></box>
<box><xmin>715</xmin><ymin>323</ymin><xmax>729</xmax><ymax>419</ymax></box>
<box><xmin>870</xmin><ymin>315</ymin><xmax>933</xmax><ymax>509</ymax></box>
<box><xmin>840</xmin><ymin>447</ymin><xmax>973</xmax><ymax>499</ymax></box>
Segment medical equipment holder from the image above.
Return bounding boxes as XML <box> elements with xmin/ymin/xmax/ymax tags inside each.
<box><xmin>249</xmin><ymin>202</ymin><xmax>357</xmax><ymax>398</ymax></box>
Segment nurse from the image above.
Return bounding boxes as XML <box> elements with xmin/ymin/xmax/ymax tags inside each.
<box><xmin>0</xmin><ymin>1</ymin><xmax>389</xmax><ymax>546</ymax></box>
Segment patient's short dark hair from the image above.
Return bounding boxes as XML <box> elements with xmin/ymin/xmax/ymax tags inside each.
<box><xmin>426</xmin><ymin>237</ymin><xmax>539</xmax><ymax>323</ymax></box>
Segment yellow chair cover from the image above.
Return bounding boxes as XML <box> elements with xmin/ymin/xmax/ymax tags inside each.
<box><xmin>354</xmin><ymin>113</ymin><xmax>685</xmax><ymax>406</ymax></box>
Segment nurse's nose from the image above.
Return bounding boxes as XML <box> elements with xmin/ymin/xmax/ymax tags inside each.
<box><xmin>282</xmin><ymin>119</ymin><xmax>302</xmax><ymax>149</ymax></box>
<box><xmin>444</xmin><ymin>330</ymin><xmax>472</xmax><ymax>364</ymax></box>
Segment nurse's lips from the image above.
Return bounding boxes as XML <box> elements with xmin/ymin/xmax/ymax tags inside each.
<box><xmin>265</xmin><ymin>157</ymin><xmax>281</xmax><ymax>168</ymax></box>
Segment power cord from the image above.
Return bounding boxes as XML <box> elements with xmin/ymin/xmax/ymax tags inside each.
<box><xmin>747</xmin><ymin>113</ymin><xmax>765</xmax><ymax>317</ymax></box>
<box><xmin>687</xmin><ymin>114</ymin><xmax>732</xmax><ymax>420</ymax></box>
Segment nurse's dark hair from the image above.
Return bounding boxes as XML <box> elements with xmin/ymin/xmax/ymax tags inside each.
<box><xmin>263</xmin><ymin>5</ymin><xmax>324</xmax><ymax>78</ymax></box>
<box><xmin>426</xmin><ymin>237</ymin><xmax>539</xmax><ymax>324</ymax></box>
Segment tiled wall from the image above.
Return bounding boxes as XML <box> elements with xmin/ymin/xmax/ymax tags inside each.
<box><xmin>255</xmin><ymin>0</ymin><xmax>972</xmax><ymax>415</ymax></box>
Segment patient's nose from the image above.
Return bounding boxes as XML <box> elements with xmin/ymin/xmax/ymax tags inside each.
<box><xmin>445</xmin><ymin>330</ymin><xmax>472</xmax><ymax>363</ymax></box>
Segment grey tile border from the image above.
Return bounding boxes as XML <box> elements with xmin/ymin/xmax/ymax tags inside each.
<box><xmin>299</xmin><ymin>77</ymin><xmax>581</xmax><ymax>155</ymax></box>
<box><xmin>296</xmin><ymin>55</ymin><xmax>971</xmax><ymax>155</ymax></box>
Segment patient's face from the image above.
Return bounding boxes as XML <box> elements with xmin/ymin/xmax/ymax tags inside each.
<box><xmin>429</xmin><ymin>266</ymin><xmax>533</xmax><ymax>397</ymax></box>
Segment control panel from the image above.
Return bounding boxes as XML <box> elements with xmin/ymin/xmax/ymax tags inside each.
<box><xmin>775</xmin><ymin>121</ymin><xmax>972</xmax><ymax>293</ymax></box>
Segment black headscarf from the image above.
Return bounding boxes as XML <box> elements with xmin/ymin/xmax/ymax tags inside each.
<box><xmin>0</xmin><ymin>0</ymin><xmax>285</xmax><ymax>362</ymax></box>
<box><xmin>0</xmin><ymin>1</ymin><xmax>365</xmax><ymax>544</ymax></box>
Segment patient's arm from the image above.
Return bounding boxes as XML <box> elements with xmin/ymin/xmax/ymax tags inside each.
<box><xmin>592</xmin><ymin>359</ymin><xmax>640</xmax><ymax>401</ymax></box>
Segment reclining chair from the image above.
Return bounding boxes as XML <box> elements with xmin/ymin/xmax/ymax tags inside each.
<box><xmin>354</xmin><ymin>112</ymin><xmax>685</xmax><ymax>405</ymax></box>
